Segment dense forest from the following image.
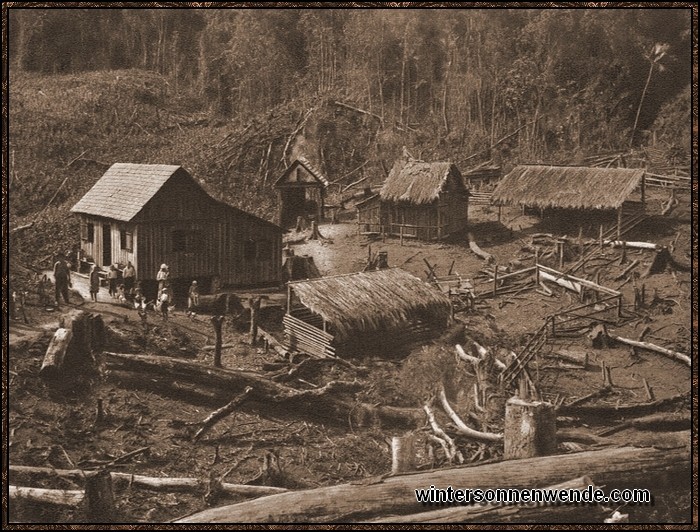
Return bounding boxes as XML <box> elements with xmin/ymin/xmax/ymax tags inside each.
<box><xmin>8</xmin><ymin>8</ymin><xmax>692</xmax><ymax>262</ymax></box>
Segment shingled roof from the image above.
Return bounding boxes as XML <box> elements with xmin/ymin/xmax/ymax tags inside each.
<box><xmin>380</xmin><ymin>159</ymin><xmax>465</xmax><ymax>205</ymax></box>
<box><xmin>491</xmin><ymin>165</ymin><xmax>646</xmax><ymax>210</ymax></box>
<box><xmin>71</xmin><ymin>163</ymin><xmax>183</xmax><ymax>221</ymax></box>
<box><xmin>274</xmin><ymin>157</ymin><xmax>329</xmax><ymax>188</ymax></box>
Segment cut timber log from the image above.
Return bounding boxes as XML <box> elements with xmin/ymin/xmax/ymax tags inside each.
<box><xmin>9</xmin><ymin>485</ymin><xmax>85</xmax><ymax>507</ymax></box>
<box><xmin>605</xmin><ymin>240</ymin><xmax>658</xmax><ymax>250</ymax></box>
<box><xmin>371</xmin><ymin>476</ymin><xmax>606</xmax><ymax>523</ymax></box>
<box><xmin>597</xmin><ymin>412</ymin><xmax>691</xmax><ymax>437</ymax></box>
<box><xmin>40</xmin><ymin>328</ymin><xmax>73</xmax><ymax>379</ymax></box>
<box><xmin>609</xmin><ymin>335</ymin><xmax>690</xmax><ymax>367</ymax></box>
<box><xmin>9</xmin><ymin>466</ymin><xmax>288</xmax><ymax>497</ymax></box>
<box><xmin>539</xmin><ymin>271</ymin><xmax>581</xmax><ymax>294</ymax></box>
<box><xmin>175</xmin><ymin>445</ymin><xmax>689</xmax><ymax>523</ymax></box>
<box><xmin>104</xmin><ymin>352</ymin><xmax>422</xmax><ymax>428</ymax></box>
<box><xmin>467</xmin><ymin>232</ymin><xmax>494</xmax><ymax>263</ymax></box>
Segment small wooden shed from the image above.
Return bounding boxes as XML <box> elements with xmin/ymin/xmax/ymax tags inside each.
<box><xmin>71</xmin><ymin>163</ymin><xmax>282</xmax><ymax>295</ymax></box>
<box><xmin>284</xmin><ymin>268</ymin><xmax>452</xmax><ymax>358</ymax></box>
<box><xmin>274</xmin><ymin>157</ymin><xmax>329</xmax><ymax>228</ymax></box>
<box><xmin>357</xmin><ymin>159</ymin><xmax>469</xmax><ymax>240</ymax></box>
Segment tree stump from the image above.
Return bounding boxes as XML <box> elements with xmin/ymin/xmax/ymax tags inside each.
<box><xmin>504</xmin><ymin>397</ymin><xmax>557</xmax><ymax>460</ymax></box>
<box><xmin>588</xmin><ymin>323</ymin><xmax>609</xmax><ymax>349</ymax></box>
<box><xmin>40</xmin><ymin>328</ymin><xmax>73</xmax><ymax>380</ymax></box>
<box><xmin>84</xmin><ymin>469</ymin><xmax>116</xmax><ymax>522</ymax></box>
<box><xmin>391</xmin><ymin>433</ymin><xmax>416</xmax><ymax>475</ymax></box>
<box><xmin>210</xmin><ymin>316</ymin><xmax>225</xmax><ymax>368</ymax></box>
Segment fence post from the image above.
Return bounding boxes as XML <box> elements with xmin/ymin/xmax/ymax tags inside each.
<box><xmin>493</xmin><ymin>263</ymin><xmax>498</xmax><ymax>296</ymax></box>
<box><xmin>399</xmin><ymin>225</ymin><xmax>404</xmax><ymax>247</ymax></box>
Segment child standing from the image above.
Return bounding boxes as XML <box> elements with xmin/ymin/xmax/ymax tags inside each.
<box><xmin>89</xmin><ymin>264</ymin><xmax>101</xmax><ymax>302</ymax></box>
<box><xmin>159</xmin><ymin>287</ymin><xmax>170</xmax><ymax>320</ymax></box>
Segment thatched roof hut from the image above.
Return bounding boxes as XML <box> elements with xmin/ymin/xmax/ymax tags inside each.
<box><xmin>289</xmin><ymin>268</ymin><xmax>451</xmax><ymax>338</ymax></box>
<box><xmin>491</xmin><ymin>165</ymin><xmax>645</xmax><ymax>210</ymax></box>
<box><xmin>284</xmin><ymin>268</ymin><xmax>452</xmax><ymax>357</ymax></box>
<box><xmin>380</xmin><ymin>160</ymin><xmax>463</xmax><ymax>204</ymax></box>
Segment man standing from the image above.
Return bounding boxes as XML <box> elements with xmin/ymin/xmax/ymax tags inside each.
<box><xmin>123</xmin><ymin>261</ymin><xmax>136</xmax><ymax>297</ymax></box>
<box><xmin>53</xmin><ymin>253</ymin><xmax>72</xmax><ymax>307</ymax></box>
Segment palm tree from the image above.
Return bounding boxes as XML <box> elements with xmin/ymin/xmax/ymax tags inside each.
<box><xmin>630</xmin><ymin>42</ymin><xmax>670</xmax><ymax>148</ymax></box>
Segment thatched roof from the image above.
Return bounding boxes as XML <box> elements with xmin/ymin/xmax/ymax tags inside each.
<box><xmin>491</xmin><ymin>165</ymin><xmax>645</xmax><ymax>210</ymax></box>
<box><xmin>380</xmin><ymin>159</ymin><xmax>465</xmax><ymax>205</ymax></box>
<box><xmin>289</xmin><ymin>268</ymin><xmax>452</xmax><ymax>338</ymax></box>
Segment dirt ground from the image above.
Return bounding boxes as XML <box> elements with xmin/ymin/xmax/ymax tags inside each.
<box><xmin>8</xmin><ymin>189</ymin><xmax>693</xmax><ymax>523</ymax></box>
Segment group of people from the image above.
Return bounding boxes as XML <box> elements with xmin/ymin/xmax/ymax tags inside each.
<box><xmin>56</xmin><ymin>256</ymin><xmax>202</xmax><ymax>320</ymax></box>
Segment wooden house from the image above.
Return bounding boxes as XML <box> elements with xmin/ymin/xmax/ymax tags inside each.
<box><xmin>284</xmin><ymin>268</ymin><xmax>452</xmax><ymax>358</ymax></box>
<box><xmin>70</xmin><ymin>163</ymin><xmax>282</xmax><ymax>296</ymax></box>
<box><xmin>491</xmin><ymin>165</ymin><xmax>647</xmax><ymax>238</ymax></box>
<box><xmin>274</xmin><ymin>157</ymin><xmax>329</xmax><ymax>228</ymax></box>
<box><xmin>357</xmin><ymin>159</ymin><xmax>469</xmax><ymax>240</ymax></box>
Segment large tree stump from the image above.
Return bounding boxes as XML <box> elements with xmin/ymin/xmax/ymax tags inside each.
<box><xmin>504</xmin><ymin>397</ymin><xmax>557</xmax><ymax>460</ymax></box>
<box><xmin>40</xmin><ymin>328</ymin><xmax>73</xmax><ymax>379</ymax></box>
<box><xmin>391</xmin><ymin>433</ymin><xmax>416</xmax><ymax>475</ymax></box>
<box><xmin>84</xmin><ymin>469</ymin><xmax>116</xmax><ymax>522</ymax></box>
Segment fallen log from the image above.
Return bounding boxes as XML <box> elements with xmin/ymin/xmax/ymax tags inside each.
<box><xmin>39</xmin><ymin>328</ymin><xmax>73</xmax><ymax>379</ymax></box>
<box><xmin>467</xmin><ymin>233</ymin><xmax>494</xmax><ymax>263</ymax></box>
<box><xmin>371</xmin><ymin>476</ymin><xmax>606</xmax><ymax>523</ymax></box>
<box><xmin>608</xmin><ymin>335</ymin><xmax>690</xmax><ymax>367</ymax></box>
<box><xmin>539</xmin><ymin>271</ymin><xmax>581</xmax><ymax>294</ymax></box>
<box><xmin>193</xmin><ymin>386</ymin><xmax>254</xmax><ymax>441</ymax></box>
<box><xmin>597</xmin><ymin>412</ymin><xmax>691</xmax><ymax>437</ymax></box>
<box><xmin>174</xmin><ymin>445</ymin><xmax>689</xmax><ymax>523</ymax></box>
<box><xmin>605</xmin><ymin>240</ymin><xmax>658</xmax><ymax>250</ymax></box>
<box><xmin>546</xmin><ymin>349</ymin><xmax>588</xmax><ymax>368</ymax></box>
<box><xmin>558</xmin><ymin>393</ymin><xmax>688</xmax><ymax>417</ymax></box>
<box><xmin>104</xmin><ymin>352</ymin><xmax>422</xmax><ymax>428</ymax></box>
<box><xmin>9</xmin><ymin>466</ymin><xmax>289</xmax><ymax>497</ymax></box>
<box><xmin>9</xmin><ymin>485</ymin><xmax>85</xmax><ymax>507</ymax></box>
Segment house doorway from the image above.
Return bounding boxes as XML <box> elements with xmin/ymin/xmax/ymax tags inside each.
<box><xmin>102</xmin><ymin>224</ymin><xmax>112</xmax><ymax>266</ymax></box>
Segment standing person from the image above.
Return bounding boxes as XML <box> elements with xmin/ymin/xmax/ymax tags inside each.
<box><xmin>122</xmin><ymin>261</ymin><xmax>136</xmax><ymax>298</ymax></box>
<box><xmin>107</xmin><ymin>264</ymin><xmax>119</xmax><ymax>298</ymax></box>
<box><xmin>159</xmin><ymin>287</ymin><xmax>170</xmax><ymax>320</ymax></box>
<box><xmin>156</xmin><ymin>264</ymin><xmax>169</xmax><ymax>297</ymax></box>
<box><xmin>89</xmin><ymin>264</ymin><xmax>101</xmax><ymax>302</ymax></box>
<box><xmin>53</xmin><ymin>254</ymin><xmax>72</xmax><ymax>307</ymax></box>
<box><xmin>188</xmin><ymin>280</ymin><xmax>200</xmax><ymax>313</ymax></box>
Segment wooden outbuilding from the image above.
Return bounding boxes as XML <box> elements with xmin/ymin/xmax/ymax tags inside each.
<box><xmin>491</xmin><ymin>165</ymin><xmax>647</xmax><ymax>238</ymax></box>
<box><xmin>274</xmin><ymin>157</ymin><xmax>329</xmax><ymax>228</ymax></box>
<box><xmin>70</xmin><ymin>163</ymin><xmax>282</xmax><ymax>296</ymax></box>
<box><xmin>357</xmin><ymin>159</ymin><xmax>469</xmax><ymax>241</ymax></box>
<box><xmin>284</xmin><ymin>268</ymin><xmax>452</xmax><ymax>358</ymax></box>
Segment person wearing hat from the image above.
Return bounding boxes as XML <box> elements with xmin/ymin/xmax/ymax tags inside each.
<box><xmin>188</xmin><ymin>280</ymin><xmax>200</xmax><ymax>313</ymax></box>
<box><xmin>89</xmin><ymin>264</ymin><xmax>101</xmax><ymax>302</ymax></box>
<box><xmin>157</xmin><ymin>263</ymin><xmax>170</xmax><ymax>297</ymax></box>
<box><xmin>53</xmin><ymin>253</ymin><xmax>72</xmax><ymax>307</ymax></box>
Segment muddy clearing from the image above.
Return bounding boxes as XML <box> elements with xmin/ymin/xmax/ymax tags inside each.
<box><xmin>8</xmin><ymin>193</ymin><xmax>692</xmax><ymax>523</ymax></box>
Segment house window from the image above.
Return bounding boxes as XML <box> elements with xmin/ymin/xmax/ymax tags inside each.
<box><xmin>120</xmin><ymin>228</ymin><xmax>133</xmax><ymax>251</ymax></box>
<box><xmin>81</xmin><ymin>221</ymin><xmax>94</xmax><ymax>243</ymax></box>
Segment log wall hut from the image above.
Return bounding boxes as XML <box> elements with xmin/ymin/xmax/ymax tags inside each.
<box><xmin>284</xmin><ymin>268</ymin><xmax>453</xmax><ymax>358</ymax></box>
<box><xmin>274</xmin><ymin>157</ymin><xmax>330</xmax><ymax>228</ymax></box>
<box><xmin>356</xmin><ymin>159</ymin><xmax>469</xmax><ymax>240</ymax></box>
<box><xmin>490</xmin><ymin>165</ymin><xmax>647</xmax><ymax>237</ymax></box>
<box><xmin>70</xmin><ymin>163</ymin><xmax>282</xmax><ymax>297</ymax></box>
